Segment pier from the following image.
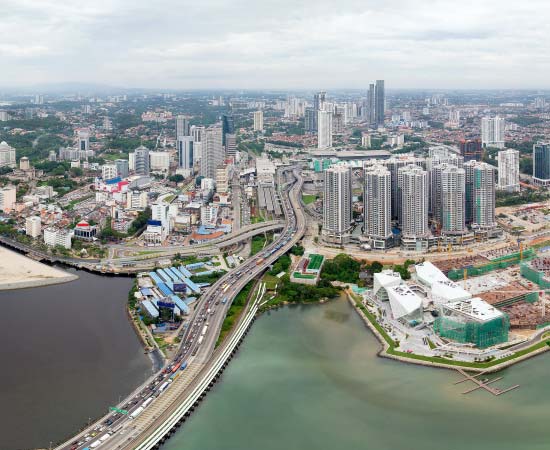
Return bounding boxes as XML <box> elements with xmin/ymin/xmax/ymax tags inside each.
<box><xmin>454</xmin><ymin>369</ymin><xmax>520</xmax><ymax>396</ymax></box>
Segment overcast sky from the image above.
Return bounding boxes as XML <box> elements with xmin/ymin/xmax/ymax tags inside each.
<box><xmin>1</xmin><ymin>0</ymin><xmax>550</xmax><ymax>90</ymax></box>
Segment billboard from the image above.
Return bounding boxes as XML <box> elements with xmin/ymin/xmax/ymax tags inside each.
<box><xmin>173</xmin><ymin>283</ymin><xmax>187</xmax><ymax>293</ymax></box>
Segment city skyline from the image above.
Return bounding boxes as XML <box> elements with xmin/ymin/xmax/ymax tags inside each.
<box><xmin>2</xmin><ymin>0</ymin><xmax>550</xmax><ymax>89</ymax></box>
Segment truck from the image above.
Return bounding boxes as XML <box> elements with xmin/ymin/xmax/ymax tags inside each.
<box><xmin>158</xmin><ymin>381</ymin><xmax>170</xmax><ymax>393</ymax></box>
<box><xmin>180</xmin><ymin>361</ymin><xmax>188</xmax><ymax>371</ymax></box>
<box><xmin>201</xmin><ymin>325</ymin><xmax>208</xmax><ymax>336</ymax></box>
<box><xmin>142</xmin><ymin>397</ymin><xmax>154</xmax><ymax>408</ymax></box>
<box><xmin>130</xmin><ymin>406</ymin><xmax>144</xmax><ymax>419</ymax></box>
<box><xmin>197</xmin><ymin>335</ymin><xmax>204</xmax><ymax>345</ymax></box>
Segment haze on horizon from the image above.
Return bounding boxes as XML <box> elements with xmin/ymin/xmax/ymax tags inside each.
<box><xmin>1</xmin><ymin>0</ymin><xmax>550</xmax><ymax>90</ymax></box>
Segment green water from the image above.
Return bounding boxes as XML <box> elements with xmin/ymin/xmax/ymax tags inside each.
<box><xmin>164</xmin><ymin>298</ymin><xmax>550</xmax><ymax>450</ymax></box>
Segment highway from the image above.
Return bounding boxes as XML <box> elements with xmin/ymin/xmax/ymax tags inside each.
<box><xmin>56</xmin><ymin>166</ymin><xmax>305</xmax><ymax>450</ymax></box>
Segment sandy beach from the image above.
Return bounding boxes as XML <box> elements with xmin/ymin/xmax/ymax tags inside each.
<box><xmin>0</xmin><ymin>247</ymin><xmax>78</xmax><ymax>290</ymax></box>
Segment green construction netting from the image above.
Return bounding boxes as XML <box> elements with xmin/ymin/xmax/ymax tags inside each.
<box><xmin>434</xmin><ymin>314</ymin><xmax>510</xmax><ymax>348</ymax></box>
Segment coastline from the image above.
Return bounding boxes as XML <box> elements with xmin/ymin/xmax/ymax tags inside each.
<box><xmin>0</xmin><ymin>247</ymin><xmax>79</xmax><ymax>291</ymax></box>
<box><xmin>346</xmin><ymin>292</ymin><xmax>550</xmax><ymax>373</ymax></box>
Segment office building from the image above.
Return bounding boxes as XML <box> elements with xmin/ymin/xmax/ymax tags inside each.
<box><xmin>460</xmin><ymin>139</ymin><xmax>483</xmax><ymax>161</ymax></box>
<box><xmin>134</xmin><ymin>146</ymin><xmax>150</xmax><ymax>176</ymax></box>
<box><xmin>317</xmin><ymin>110</ymin><xmax>333</xmax><ymax>148</ymax></box>
<box><xmin>43</xmin><ymin>227</ymin><xmax>72</xmax><ymax>249</ymax></box>
<box><xmin>25</xmin><ymin>216</ymin><xmax>41</xmax><ymax>238</ymax></box>
<box><xmin>481</xmin><ymin>116</ymin><xmax>505</xmax><ymax>148</ymax></box>
<box><xmin>175</xmin><ymin>115</ymin><xmax>190</xmax><ymax>138</ymax></box>
<box><xmin>102</xmin><ymin>164</ymin><xmax>118</xmax><ymax>180</ymax></box>
<box><xmin>441</xmin><ymin>166</ymin><xmax>466</xmax><ymax>235</ymax></box>
<box><xmin>200</xmin><ymin>126</ymin><xmax>224</xmax><ymax>179</ymax></box>
<box><xmin>364</xmin><ymin>165</ymin><xmax>392</xmax><ymax>248</ymax></box>
<box><xmin>399</xmin><ymin>165</ymin><xmax>428</xmax><ymax>239</ymax></box>
<box><xmin>497</xmin><ymin>149</ymin><xmax>520</xmax><ymax>192</ymax></box>
<box><xmin>150</xmin><ymin>151</ymin><xmax>170</xmax><ymax>173</ymax></box>
<box><xmin>77</xmin><ymin>130</ymin><xmax>90</xmax><ymax>152</ymax></box>
<box><xmin>366</xmin><ymin>83</ymin><xmax>375</xmax><ymax>124</ymax></box>
<box><xmin>0</xmin><ymin>185</ymin><xmax>16</xmax><ymax>212</ymax></box>
<box><xmin>322</xmin><ymin>166</ymin><xmax>352</xmax><ymax>244</ymax></box>
<box><xmin>225</xmin><ymin>133</ymin><xmax>236</xmax><ymax>160</ymax></box>
<box><xmin>375</xmin><ymin>80</ymin><xmax>385</xmax><ymax>126</ymax></box>
<box><xmin>126</xmin><ymin>190</ymin><xmax>148</xmax><ymax>210</ymax></box>
<box><xmin>0</xmin><ymin>141</ymin><xmax>16</xmax><ymax>167</ymax></box>
<box><xmin>221</xmin><ymin>114</ymin><xmax>234</xmax><ymax>146</ymax></box>
<box><xmin>253</xmin><ymin>110</ymin><xmax>264</xmax><ymax>132</ymax></box>
<box><xmin>115</xmin><ymin>159</ymin><xmax>129</xmax><ymax>178</ymax></box>
<box><xmin>533</xmin><ymin>143</ymin><xmax>550</xmax><ymax>186</ymax></box>
<box><xmin>178</xmin><ymin>136</ymin><xmax>194</xmax><ymax>170</ymax></box>
<box><xmin>305</xmin><ymin>108</ymin><xmax>316</xmax><ymax>132</ymax></box>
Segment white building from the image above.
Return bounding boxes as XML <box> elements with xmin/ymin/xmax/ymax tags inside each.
<box><xmin>0</xmin><ymin>185</ymin><xmax>16</xmax><ymax>212</ymax></box>
<box><xmin>464</xmin><ymin>161</ymin><xmax>496</xmax><ymax>229</ymax></box>
<box><xmin>387</xmin><ymin>285</ymin><xmax>423</xmax><ymax>322</ymax></box>
<box><xmin>497</xmin><ymin>149</ymin><xmax>520</xmax><ymax>192</ymax></box>
<box><xmin>481</xmin><ymin>116</ymin><xmax>505</xmax><ymax>149</ymax></box>
<box><xmin>25</xmin><ymin>216</ymin><xmax>41</xmax><ymax>238</ymax></box>
<box><xmin>441</xmin><ymin>166</ymin><xmax>466</xmax><ymax>235</ymax></box>
<box><xmin>216</xmin><ymin>165</ymin><xmax>230</xmax><ymax>193</ymax></box>
<box><xmin>126</xmin><ymin>190</ymin><xmax>148</xmax><ymax>210</ymax></box>
<box><xmin>200</xmin><ymin>126</ymin><xmax>223</xmax><ymax>179</ymax></box>
<box><xmin>175</xmin><ymin>115</ymin><xmax>189</xmax><ymax>138</ymax></box>
<box><xmin>102</xmin><ymin>164</ymin><xmax>118</xmax><ymax>180</ymax></box>
<box><xmin>0</xmin><ymin>141</ymin><xmax>16</xmax><ymax>167</ymax></box>
<box><xmin>43</xmin><ymin>227</ymin><xmax>72</xmax><ymax>249</ymax></box>
<box><xmin>77</xmin><ymin>129</ymin><xmax>90</xmax><ymax>152</ymax></box>
<box><xmin>133</xmin><ymin>146</ymin><xmax>150</xmax><ymax>176</ymax></box>
<box><xmin>322</xmin><ymin>165</ymin><xmax>352</xmax><ymax>244</ymax></box>
<box><xmin>399</xmin><ymin>165</ymin><xmax>428</xmax><ymax>239</ymax></box>
<box><xmin>363</xmin><ymin>165</ymin><xmax>392</xmax><ymax>248</ymax></box>
<box><xmin>317</xmin><ymin>110</ymin><xmax>333</xmax><ymax>149</ymax></box>
<box><xmin>149</xmin><ymin>151</ymin><xmax>170</xmax><ymax>173</ymax></box>
<box><xmin>177</xmin><ymin>136</ymin><xmax>194</xmax><ymax>170</ymax></box>
<box><xmin>373</xmin><ymin>270</ymin><xmax>403</xmax><ymax>301</ymax></box>
<box><xmin>253</xmin><ymin>110</ymin><xmax>264</xmax><ymax>132</ymax></box>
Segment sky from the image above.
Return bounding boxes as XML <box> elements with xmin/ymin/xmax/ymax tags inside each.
<box><xmin>1</xmin><ymin>0</ymin><xmax>550</xmax><ymax>90</ymax></box>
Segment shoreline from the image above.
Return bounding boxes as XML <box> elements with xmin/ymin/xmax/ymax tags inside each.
<box><xmin>346</xmin><ymin>292</ymin><xmax>550</xmax><ymax>374</ymax></box>
<box><xmin>0</xmin><ymin>247</ymin><xmax>79</xmax><ymax>292</ymax></box>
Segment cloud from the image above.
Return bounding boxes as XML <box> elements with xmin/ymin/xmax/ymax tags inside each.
<box><xmin>0</xmin><ymin>0</ymin><xmax>549</xmax><ymax>89</ymax></box>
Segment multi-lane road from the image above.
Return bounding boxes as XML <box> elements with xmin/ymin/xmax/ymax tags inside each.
<box><xmin>57</xmin><ymin>167</ymin><xmax>305</xmax><ymax>450</ymax></box>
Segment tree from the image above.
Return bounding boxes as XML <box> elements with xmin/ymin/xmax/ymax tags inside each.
<box><xmin>169</xmin><ymin>174</ymin><xmax>184</xmax><ymax>183</ymax></box>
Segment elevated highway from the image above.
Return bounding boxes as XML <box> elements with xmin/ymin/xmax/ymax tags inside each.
<box><xmin>56</xmin><ymin>167</ymin><xmax>305</xmax><ymax>450</ymax></box>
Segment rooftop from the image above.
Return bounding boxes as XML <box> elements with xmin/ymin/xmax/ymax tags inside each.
<box><xmin>444</xmin><ymin>297</ymin><xmax>504</xmax><ymax>323</ymax></box>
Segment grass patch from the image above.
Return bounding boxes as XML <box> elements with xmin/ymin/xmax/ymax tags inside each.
<box><xmin>302</xmin><ymin>194</ymin><xmax>317</xmax><ymax>205</ymax></box>
<box><xmin>216</xmin><ymin>280</ymin><xmax>256</xmax><ymax>347</ymax></box>
<box><xmin>250</xmin><ymin>234</ymin><xmax>271</xmax><ymax>256</ymax></box>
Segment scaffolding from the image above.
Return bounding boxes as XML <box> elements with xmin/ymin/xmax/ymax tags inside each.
<box><xmin>434</xmin><ymin>315</ymin><xmax>510</xmax><ymax>349</ymax></box>
<box><xmin>520</xmin><ymin>261</ymin><xmax>550</xmax><ymax>289</ymax></box>
<box><xmin>447</xmin><ymin>248</ymin><xmax>536</xmax><ymax>281</ymax></box>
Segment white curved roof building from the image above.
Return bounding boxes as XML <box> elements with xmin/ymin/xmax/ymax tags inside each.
<box><xmin>387</xmin><ymin>285</ymin><xmax>423</xmax><ymax>321</ymax></box>
<box><xmin>373</xmin><ymin>270</ymin><xmax>402</xmax><ymax>301</ymax></box>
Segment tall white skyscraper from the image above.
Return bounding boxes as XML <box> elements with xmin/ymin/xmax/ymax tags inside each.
<box><xmin>447</xmin><ymin>110</ymin><xmax>460</xmax><ymax>128</ymax></box>
<box><xmin>399</xmin><ymin>165</ymin><xmax>429</xmax><ymax>239</ymax></box>
<box><xmin>441</xmin><ymin>166</ymin><xmax>466</xmax><ymax>235</ymax></box>
<box><xmin>465</xmin><ymin>161</ymin><xmax>496</xmax><ymax>229</ymax></box>
<box><xmin>322</xmin><ymin>166</ymin><xmax>352</xmax><ymax>244</ymax></box>
<box><xmin>364</xmin><ymin>165</ymin><xmax>392</xmax><ymax>248</ymax></box>
<box><xmin>481</xmin><ymin>116</ymin><xmax>505</xmax><ymax>148</ymax></box>
<box><xmin>77</xmin><ymin>129</ymin><xmax>90</xmax><ymax>152</ymax></box>
<box><xmin>317</xmin><ymin>110</ymin><xmax>333</xmax><ymax>149</ymax></box>
<box><xmin>0</xmin><ymin>141</ymin><xmax>16</xmax><ymax>167</ymax></box>
<box><xmin>253</xmin><ymin>111</ymin><xmax>264</xmax><ymax>132</ymax></box>
<box><xmin>177</xmin><ymin>136</ymin><xmax>194</xmax><ymax>170</ymax></box>
<box><xmin>200</xmin><ymin>126</ymin><xmax>224</xmax><ymax>179</ymax></box>
<box><xmin>497</xmin><ymin>149</ymin><xmax>520</xmax><ymax>192</ymax></box>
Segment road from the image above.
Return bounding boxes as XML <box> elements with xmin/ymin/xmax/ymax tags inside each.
<box><xmin>56</xmin><ymin>166</ymin><xmax>305</xmax><ymax>450</ymax></box>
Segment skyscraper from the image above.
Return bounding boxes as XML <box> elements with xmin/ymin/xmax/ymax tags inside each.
<box><xmin>175</xmin><ymin>115</ymin><xmax>190</xmax><ymax>138</ymax></box>
<box><xmin>0</xmin><ymin>141</ymin><xmax>16</xmax><ymax>167</ymax></box>
<box><xmin>464</xmin><ymin>161</ymin><xmax>496</xmax><ymax>229</ymax></box>
<box><xmin>399</xmin><ymin>165</ymin><xmax>429</xmax><ymax>239</ymax></box>
<box><xmin>533</xmin><ymin>143</ymin><xmax>550</xmax><ymax>186</ymax></box>
<box><xmin>428</xmin><ymin>155</ymin><xmax>463</xmax><ymax>218</ymax></box>
<box><xmin>225</xmin><ymin>133</ymin><xmax>237</xmax><ymax>160</ymax></box>
<box><xmin>322</xmin><ymin>166</ymin><xmax>352</xmax><ymax>244</ymax></box>
<box><xmin>178</xmin><ymin>136</ymin><xmax>194</xmax><ymax>170</ymax></box>
<box><xmin>253</xmin><ymin>111</ymin><xmax>264</xmax><ymax>132</ymax></box>
<box><xmin>481</xmin><ymin>116</ymin><xmax>505</xmax><ymax>148</ymax></box>
<box><xmin>313</xmin><ymin>91</ymin><xmax>326</xmax><ymax>113</ymax></box>
<box><xmin>374</xmin><ymin>80</ymin><xmax>385</xmax><ymax>126</ymax></box>
<box><xmin>366</xmin><ymin>83</ymin><xmax>375</xmax><ymax>124</ymax></box>
<box><xmin>77</xmin><ymin>130</ymin><xmax>90</xmax><ymax>152</ymax></box>
<box><xmin>115</xmin><ymin>159</ymin><xmax>129</xmax><ymax>178</ymax></box>
<box><xmin>134</xmin><ymin>146</ymin><xmax>150</xmax><ymax>176</ymax></box>
<box><xmin>441</xmin><ymin>166</ymin><xmax>466</xmax><ymax>235</ymax></box>
<box><xmin>460</xmin><ymin>139</ymin><xmax>483</xmax><ymax>161</ymax></box>
<box><xmin>497</xmin><ymin>149</ymin><xmax>520</xmax><ymax>192</ymax></box>
<box><xmin>364</xmin><ymin>165</ymin><xmax>392</xmax><ymax>248</ymax></box>
<box><xmin>382</xmin><ymin>155</ymin><xmax>424</xmax><ymax>221</ymax></box>
<box><xmin>200</xmin><ymin>126</ymin><xmax>223</xmax><ymax>179</ymax></box>
<box><xmin>304</xmin><ymin>108</ymin><xmax>316</xmax><ymax>132</ymax></box>
<box><xmin>221</xmin><ymin>114</ymin><xmax>235</xmax><ymax>146</ymax></box>
<box><xmin>317</xmin><ymin>110</ymin><xmax>333</xmax><ymax>149</ymax></box>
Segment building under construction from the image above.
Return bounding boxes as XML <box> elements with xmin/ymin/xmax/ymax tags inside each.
<box><xmin>434</xmin><ymin>297</ymin><xmax>510</xmax><ymax>348</ymax></box>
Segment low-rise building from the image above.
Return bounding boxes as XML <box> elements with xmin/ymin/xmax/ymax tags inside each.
<box><xmin>25</xmin><ymin>216</ymin><xmax>41</xmax><ymax>238</ymax></box>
